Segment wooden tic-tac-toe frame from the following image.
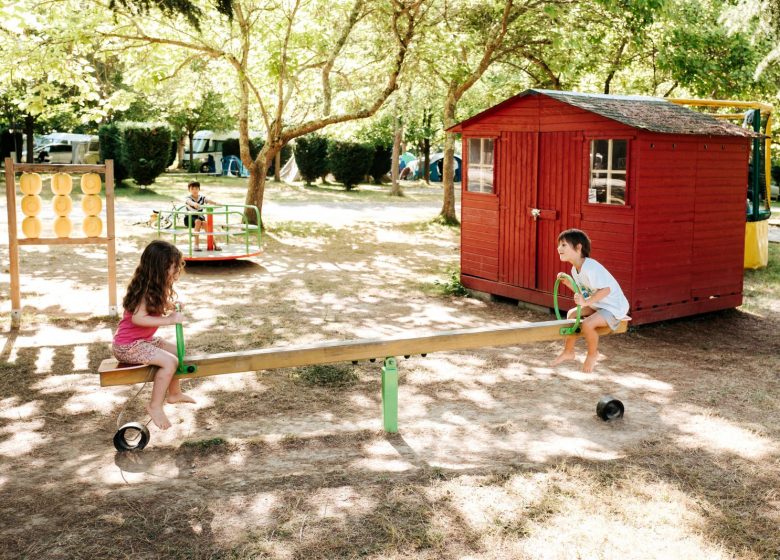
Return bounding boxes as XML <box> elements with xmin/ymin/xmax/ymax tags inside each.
<box><xmin>4</xmin><ymin>158</ymin><xmax>118</xmax><ymax>328</ymax></box>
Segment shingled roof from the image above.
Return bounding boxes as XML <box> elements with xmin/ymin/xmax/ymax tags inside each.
<box><xmin>454</xmin><ymin>89</ymin><xmax>758</xmax><ymax>137</ymax></box>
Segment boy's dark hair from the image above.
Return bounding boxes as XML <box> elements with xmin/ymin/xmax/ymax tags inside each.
<box><xmin>557</xmin><ymin>229</ymin><xmax>591</xmax><ymax>258</ymax></box>
<box><xmin>187</xmin><ymin>181</ymin><xmax>200</xmax><ymax>189</ymax></box>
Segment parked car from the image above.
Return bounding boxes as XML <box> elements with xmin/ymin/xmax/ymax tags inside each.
<box><xmin>37</xmin><ymin>144</ymin><xmax>73</xmax><ymax>164</ymax></box>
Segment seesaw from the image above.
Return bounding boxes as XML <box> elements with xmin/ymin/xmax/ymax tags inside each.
<box><xmin>100</xmin><ymin>275</ymin><xmax>629</xmax><ymax>450</ymax></box>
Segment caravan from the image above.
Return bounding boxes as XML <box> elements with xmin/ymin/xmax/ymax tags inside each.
<box><xmin>33</xmin><ymin>133</ymin><xmax>100</xmax><ymax>164</ymax></box>
<box><xmin>183</xmin><ymin>130</ymin><xmax>261</xmax><ymax>173</ymax></box>
<box><xmin>183</xmin><ymin>130</ymin><xmax>237</xmax><ymax>173</ymax></box>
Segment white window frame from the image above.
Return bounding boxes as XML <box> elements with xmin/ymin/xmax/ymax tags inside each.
<box><xmin>589</xmin><ymin>139</ymin><xmax>628</xmax><ymax>206</ymax></box>
<box><xmin>466</xmin><ymin>137</ymin><xmax>495</xmax><ymax>194</ymax></box>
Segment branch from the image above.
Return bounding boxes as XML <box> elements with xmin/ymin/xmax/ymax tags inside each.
<box><xmin>322</xmin><ymin>0</ymin><xmax>366</xmax><ymax>116</ymax></box>
<box><xmin>282</xmin><ymin>0</ymin><xmax>423</xmax><ymax>142</ymax></box>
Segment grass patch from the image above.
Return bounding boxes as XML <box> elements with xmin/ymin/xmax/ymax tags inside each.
<box><xmin>293</xmin><ymin>364</ymin><xmax>358</xmax><ymax>386</ymax></box>
<box><xmin>433</xmin><ymin>268</ymin><xmax>469</xmax><ymax>297</ymax></box>
<box><xmin>179</xmin><ymin>437</ymin><xmax>228</xmax><ymax>451</ymax></box>
<box><xmin>268</xmin><ymin>220</ymin><xmax>338</xmax><ymax>237</ymax></box>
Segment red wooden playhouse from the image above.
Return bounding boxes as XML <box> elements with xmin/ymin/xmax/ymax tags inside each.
<box><xmin>451</xmin><ymin>89</ymin><xmax>756</xmax><ymax>325</ymax></box>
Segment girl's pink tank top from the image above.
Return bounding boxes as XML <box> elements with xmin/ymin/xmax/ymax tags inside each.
<box><xmin>114</xmin><ymin>309</ymin><xmax>158</xmax><ymax>345</ymax></box>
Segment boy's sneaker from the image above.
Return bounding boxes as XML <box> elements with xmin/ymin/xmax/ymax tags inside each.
<box><xmin>194</xmin><ymin>247</ymin><xmax>202</xmax><ymax>252</ymax></box>
<box><xmin>214</xmin><ymin>246</ymin><xmax>222</xmax><ymax>251</ymax></box>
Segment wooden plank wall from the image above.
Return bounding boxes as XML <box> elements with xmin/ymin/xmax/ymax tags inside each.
<box><xmin>535</xmin><ymin>97</ymin><xmax>636</xmax><ymax>300</ymax></box>
<box><xmin>461</xmin><ymin>191</ymin><xmax>500</xmax><ymax>280</ymax></box>
<box><xmin>535</xmin><ymin>131</ymin><xmax>584</xmax><ymax>293</ymax></box>
<box><xmin>691</xmin><ymin>139</ymin><xmax>749</xmax><ymax>297</ymax></box>
<box><xmin>498</xmin><ymin>131</ymin><xmax>538</xmax><ymax>287</ymax></box>
<box><xmin>633</xmin><ymin>135</ymin><xmax>698</xmax><ymax>308</ymax></box>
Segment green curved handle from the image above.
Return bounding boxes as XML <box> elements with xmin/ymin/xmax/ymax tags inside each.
<box><xmin>174</xmin><ymin>305</ymin><xmax>197</xmax><ymax>375</ymax></box>
<box><xmin>553</xmin><ymin>273</ymin><xmax>583</xmax><ymax>335</ymax></box>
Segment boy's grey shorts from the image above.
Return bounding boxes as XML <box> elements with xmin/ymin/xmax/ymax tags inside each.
<box><xmin>596</xmin><ymin>308</ymin><xmax>623</xmax><ymax>331</ymax></box>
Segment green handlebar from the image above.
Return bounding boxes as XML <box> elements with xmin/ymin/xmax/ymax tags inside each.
<box><xmin>174</xmin><ymin>305</ymin><xmax>197</xmax><ymax>375</ymax></box>
<box><xmin>553</xmin><ymin>274</ymin><xmax>583</xmax><ymax>335</ymax></box>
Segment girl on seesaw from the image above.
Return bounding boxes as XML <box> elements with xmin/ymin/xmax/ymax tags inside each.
<box><xmin>112</xmin><ymin>240</ymin><xmax>194</xmax><ymax>430</ymax></box>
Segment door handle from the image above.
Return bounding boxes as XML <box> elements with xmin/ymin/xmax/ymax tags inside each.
<box><xmin>528</xmin><ymin>207</ymin><xmax>558</xmax><ymax>221</ymax></box>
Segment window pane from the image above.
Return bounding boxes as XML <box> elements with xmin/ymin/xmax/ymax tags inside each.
<box><xmin>469</xmin><ymin>139</ymin><xmax>481</xmax><ymax>164</ymax></box>
<box><xmin>481</xmin><ymin>167</ymin><xmax>493</xmax><ymax>193</ymax></box>
<box><xmin>466</xmin><ymin>138</ymin><xmax>494</xmax><ymax>194</ymax></box>
<box><xmin>607</xmin><ymin>175</ymin><xmax>626</xmax><ymax>204</ymax></box>
<box><xmin>591</xmin><ymin>140</ymin><xmax>608</xmax><ymax>169</ymax></box>
<box><xmin>467</xmin><ymin>166</ymin><xmax>486</xmax><ymax>192</ymax></box>
<box><xmin>590</xmin><ymin>171</ymin><xmax>607</xmax><ymax>203</ymax></box>
<box><xmin>611</xmin><ymin>140</ymin><xmax>627</xmax><ymax>170</ymax></box>
<box><xmin>483</xmin><ymin>139</ymin><xmax>494</xmax><ymax>165</ymax></box>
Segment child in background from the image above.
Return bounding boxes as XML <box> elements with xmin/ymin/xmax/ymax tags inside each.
<box><xmin>552</xmin><ymin>228</ymin><xmax>629</xmax><ymax>373</ymax></box>
<box><xmin>184</xmin><ymin>181</ymin><xmax>222</xmax><ymax>251</ymax></box>
<box><xmin>112</xmin><ymin>240</ymin><xmax>193</xmax><ymax>430</ymax></box>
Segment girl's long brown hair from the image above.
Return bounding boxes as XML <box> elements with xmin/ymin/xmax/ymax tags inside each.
<box><xmin>122</xmin><ymin>240</ymin><xmax>184</xmax><ymax>315</ymax></box>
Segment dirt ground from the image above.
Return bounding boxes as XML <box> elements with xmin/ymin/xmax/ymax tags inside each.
<box><xmin>1</xmin><ymin>178</ymin><xmax>779</xmax><ymax>559</ymax></box>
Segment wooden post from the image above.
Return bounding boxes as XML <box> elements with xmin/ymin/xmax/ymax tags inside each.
<box><xmin>4</xmin><ymin>158</ymin><xmax>21</xmax><ymax>328</ymax></box>
<box><xmin>105</xmin><ymin>160</ymin><xmax>118</xmax><ymax>316</ymax></box>
<box><xmin>381</xmin><ymin>357</ymin><xmax>399</xmax><ymax>433</ymax></box>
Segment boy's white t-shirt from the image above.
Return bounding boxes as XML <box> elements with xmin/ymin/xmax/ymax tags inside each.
<box><xmin>571</xmin><ymin>258</ymin><xmax>629</xmax><ymax>319</ymax></box>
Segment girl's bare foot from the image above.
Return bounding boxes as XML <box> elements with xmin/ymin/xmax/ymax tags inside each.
<box><xmin>146</xmin><ymin>404</ymin><xmax>171</xmax><ymax>430</ymax></box>
<box><xmin>551</xmin><ymin>351</ymin><xmax>576</xmax><ymax>366</ymax></box>
<box><xmin>166</xmin><ymin>392</ymin><xmax>196</xmax><ymax>404</ymax></box>
<box><xmin>582</xmin><ymin>353</ymin><xmax>599</xmax><ymax>373</ymax></box>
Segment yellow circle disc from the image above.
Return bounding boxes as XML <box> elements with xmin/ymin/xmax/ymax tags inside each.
<box><xmin>53</xmin><ymin>216</ymin><xmax>72</xmax><ymax>238</ymax></box>
<box><xmin>21</xmin><ymin>194</ymin><xmax>42</xmax><ymax>216</ymax></box>
<box><xmin>82</xmin><ymin>215</ymin><xmax>103</xmax><ymax>237</ymax></box>
<box><xmin>20</xmin><ymin>173</ymin><xmax>43</xmax><ymax>195</ymax></box>
<box><xmin>51</xmin><ymin>173</ymin><xmax>73</xmax><ymax>195</ymax></box>
<box><xmin>81</xmin><ymin>173</ymin><xmax>102</xmax><ymax>195</ymax></box>
<box><xmin>52</xmin><ymin>195</ymin><xmax>73</xmax><ymax>216</ymax></box>
<box><xmin>81</xmin><ymin>194</ymin><xmax>102</xmax><ymax>215</ymax></box>
<box><xmin>21</xmin><ymin>216</ymin><xmax>42</xmax><ymax>239</ymax></box>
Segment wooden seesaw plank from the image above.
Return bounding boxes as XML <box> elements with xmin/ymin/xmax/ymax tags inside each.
<box><xmin>98</xmin><ymin>319</ymin><xmax>628</xmax><ymax>387</ymax></box>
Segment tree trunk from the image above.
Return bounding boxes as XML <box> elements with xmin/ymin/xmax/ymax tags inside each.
<box><xmin>188</xmin><ymin>130</ymin><xmax>195</xmax><ymax>171</ymax></box>
<box><xmin>438</xmin><ymin>131</ymin><xmax>459</xmax><ymax>225</ymax></box>
<box><xmin>244</xmin><ymin>143</ymin><xmax>280</xmax><ymax>227</ymax></box>
<box><xmin>274</xmin><ymin>151</ymin><xmax>281</xmax><ymax>181</ymax></box>
<box><xmin>390</xmin><ymin>117</ymin><xmax>403</xmax><ymax>197</ymax></box>
<box><xmin>24</xmin><ymin>114</ymin><xmax>34</xmax><ymax>163</ymax></box>
<box><xmin>244</xmin><ymin>164</ymin><xmax>266</xmax><ymax>228</ymax></box>
<box><xmin>177</xmin><ymin>136</ymin><xmax>186</xmax><ymax>169</ymax></box>
<box><xmin>438</xmin><ymin>95</ymin><xmax>459</xmax><ymax>225</ymax></box>
<box><xmin>423</xmin><ymin>138</ymin><xmax>431</xmax><ymax>184</ymax></box>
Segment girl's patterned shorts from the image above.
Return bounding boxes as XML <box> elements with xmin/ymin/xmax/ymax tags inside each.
<box><xmin>112</xmin><ymin>337</ymin><xmax>165</xmax><ymax>364</ymax></box>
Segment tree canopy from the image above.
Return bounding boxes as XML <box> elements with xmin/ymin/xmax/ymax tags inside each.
<box><xmin>1</xmin><ymin>0</ymin><xmax>778</xmax><ymax>217</ymax></box>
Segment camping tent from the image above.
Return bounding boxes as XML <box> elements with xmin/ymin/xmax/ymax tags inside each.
<box><xmin>222</xmin><ymin>155</ymin><xmax>249</xmax><ymax>177</ymax></box>
<box><xmin>416</xmin><ymin>153</ymin><xmax>462</xmax><ymax>182</ymax></box>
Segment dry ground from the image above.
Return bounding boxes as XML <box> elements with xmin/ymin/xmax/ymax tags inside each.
<box><xmin>1</xmin><ymin>177</ymin><xmax>779</xmax><ymax>559</ymax></box>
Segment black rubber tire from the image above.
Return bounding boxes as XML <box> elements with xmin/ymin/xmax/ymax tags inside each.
<box><xmin>596</xmin><ymin>396</ymin><xmax>624</xmax><ymax>421</ymax></box>
<box><xmin>113</xmin><ymin>422</ymin><xmax>151</xmax><ymax>451</ymax></box>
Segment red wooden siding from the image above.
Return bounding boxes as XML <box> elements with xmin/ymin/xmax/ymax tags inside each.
<box><xmin>460</xmin><ymin>132</ymin><xmax>500</xmax><ymax>281</ymax></box>
<box><xmin>458</xmin><ymin>92</ymin><xmax>752</xmax><ymax>325</ymax></box>
<box><xmin>461</xmin><ymin>192</ymin><xmax>499</xmax><ymax>280</ymax></box>
<box><xmin>498</xmin><ymin>131</ymin><xmax>538</xmax><ymax>287</ymax></box>
<box><xmin>535</xmin><ymin>131</ymin><xmax>585</xmax><ymax>294</ymax></box>
<box><xmin>633</xmin><ymin>136</ymin><xmax>698</xmax><ymax>309</ymax></box>
<box><xmin>538</xmin><ymin>97</ymin><xmax>636</xmax><ymax>134</ymax></box>
<box><xmin>691</xmin><ymin>140</ymin><xmax>749</xmax><ymax>298</ymax></box>
<box><xmin>580</xmin><ymin>136</ymin><xmax>637</xmax><ymax>302</ymax></box>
